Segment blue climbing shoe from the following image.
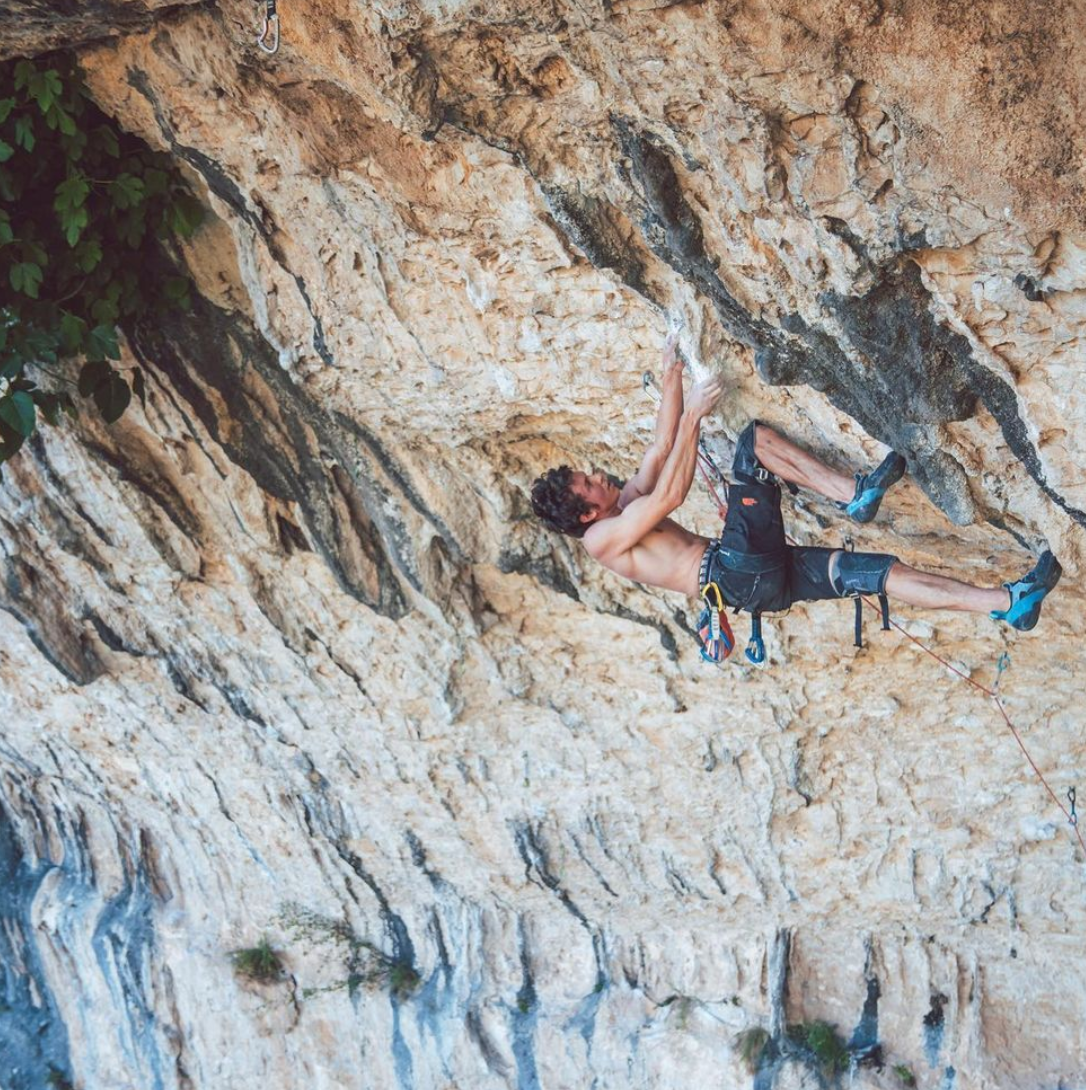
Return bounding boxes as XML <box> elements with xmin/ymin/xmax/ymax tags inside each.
<box><xmin>990</xmin><ymin>551</ymin><xmax>1062</xmax><ymax>632</ymax></box>
<box><xmin>841</xmin><ymin>452</ymin><xmax>907</xmax><ymax>523</ymax></box>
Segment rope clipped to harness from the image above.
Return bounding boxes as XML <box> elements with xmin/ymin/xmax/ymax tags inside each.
<box><xmin>256</xmin><ymin>0</ymin><xmax>280</xmax><ymax>54</ymax></box>
<box><xmin>698</xmin><ymin>582</ymin><xmax>736</xmax><ymax>663</ymax></box>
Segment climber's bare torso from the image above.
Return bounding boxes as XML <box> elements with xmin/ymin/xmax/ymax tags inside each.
<box><xmin>591</xmin><ymin>515</ymin><xmax>708</xmax><ymax>597</ymax></box>
<box><xmin>571</xmin><ymin>470</ymin><xmax>708</xmax><ymax>596</ymax></box>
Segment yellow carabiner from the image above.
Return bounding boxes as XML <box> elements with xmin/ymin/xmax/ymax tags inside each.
<box><xmin>701</xmin><ymin>581</ymin><xmax>725</xmax><ymax>613</ymax></box>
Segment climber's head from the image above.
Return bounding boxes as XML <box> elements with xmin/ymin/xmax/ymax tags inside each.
<box><xmin>531</xmin><ymin>467</ymin><xmax>621</xmax><ymax>537</ymax></box>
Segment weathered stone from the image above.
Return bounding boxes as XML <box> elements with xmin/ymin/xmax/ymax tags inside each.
<box><xmin>1</xmin><ymin>3</ymin><xmax>1085</xmax><ymax>1088</ymax></box>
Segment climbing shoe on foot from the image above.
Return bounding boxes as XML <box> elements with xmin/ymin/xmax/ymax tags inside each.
<box><xmin>841</xmin><ymin>452</ymin><xmax>907</xmax><ymax>523</ymax></box>
<box><xmin>990</xmin><ymin>551</ymin><xmax>1062</xmax><ymax>632</ymax></box>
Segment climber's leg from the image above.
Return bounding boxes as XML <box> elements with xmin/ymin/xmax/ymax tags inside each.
<box><xmin>752</xmin><ymin>424</ymin><xmax>906</xmax><ymax>521</ymax></box>
<box><xmin>792</xmin><ymin>549</ymin><xmax>1001</xmax><ymax>612</ymax></box>
<box><xmin>751</xmin><ymin>425</ymin><xmax>854</xmax><ymax>501</ymax></box>
<box><xmin>884</xmin><ymin>562</ymin><xmax>1009</xmax><ymax>613</ymax></box>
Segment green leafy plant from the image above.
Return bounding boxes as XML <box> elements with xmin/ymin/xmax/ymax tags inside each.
<box><xmin>230</xmin><ymin>936</ymin><xmax>284</xmax><ymax>983</ymax></box>
<box><xmin>388</xmin><ymin>961</ymin><xmax>422</xmax><ymax>998</ymax></box>
<box><xmin>893</xmin><ymin>1063</ymin><xmax>917</xmax><ymax>1087</ymax></box>
<box><xmin>787</xmin><ymin>1020</ymin><xmax>850</xmax><ymax>1076</ymax></box>
<box><xmin>734</xmin><ymin>1026</ymin><xmax>770</xmax><ymax>1074</ymax></box>
<box><xmin>0</xmin><ymin>54</ymin><xmax>204</xmax><ymax>473</ymax></box>
<box><xmin>277</xmin><ymin>903</ymin><xmax>422</xmax><ymax>1001</ymax></box>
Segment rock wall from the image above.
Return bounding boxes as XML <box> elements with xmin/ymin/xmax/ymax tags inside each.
<box><xmin>2</xmin><ymin>3</ymin><xmax>1085</xmax><ymax>1088</ymax></box>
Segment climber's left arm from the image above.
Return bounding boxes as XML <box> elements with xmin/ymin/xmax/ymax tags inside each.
<box><xmin>619</xmin><ymin>344</ymin><xmax>684</xmax><ymax>506</ymax></box>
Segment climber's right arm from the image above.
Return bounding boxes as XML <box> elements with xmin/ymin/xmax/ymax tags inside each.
<box><xmin>586</xmin><ymin>377</ymin><xmax>723</xmax><ymax>563</ymax></box>
<box><xmin>621</xmin><ymin>343</ymin><xmax>685</xmax><ymax>503</ymax></box>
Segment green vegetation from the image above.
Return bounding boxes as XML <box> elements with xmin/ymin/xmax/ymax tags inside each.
<box><xmin>0</xmin><ymin>55</ymin><xmax>203</xmax><ymax>474</ymax></box>
<box><xmin>230</xmin><ymin>936</ymin><xmax>284</xmax><ymax>983</ymax></box>
<box><xmin>734</xmin><ymin>1026</ymin><xmax>770</xmax><ymax>1074</ymax></box>
<box><xmin>388</xmin><ymin>961</ymin><xmax>422</xmax><ymax>999</ymax></box>
<box><xmin>45</xmin><ymin>1067</ymin><xmax>74</xmax><ymax>1090</ymax></box>
<box><xmin>277</xmin><ymin>902</ymin><xmax>422</xmax><ymax>1001</ymax></box>
<box><xmin>787</xmin><ymin>1020</ymin><xmax>851</xmax><ymax>1076</ymax></box>
<box><xmin>893</xmin><ymin>1063</ymin><xmax>917</xmax><ymax>1086</ymax></box>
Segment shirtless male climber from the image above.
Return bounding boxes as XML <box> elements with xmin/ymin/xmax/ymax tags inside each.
<box><xmin>530</xmin><ymin>340</ymin><xmax>1062</xmax><ymax>658</ymax></box>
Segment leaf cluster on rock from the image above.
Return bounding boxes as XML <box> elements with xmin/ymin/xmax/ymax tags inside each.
<box><xmin>0</xmin><ymin>54</ymin><xmax>204</xmax><ymax>472</ymax></box>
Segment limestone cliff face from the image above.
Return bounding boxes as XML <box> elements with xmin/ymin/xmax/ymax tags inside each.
<box><xmin>1</xmin><ymin>3</ymin><xmax>1085</xmax><ymax>1089</ymax></box>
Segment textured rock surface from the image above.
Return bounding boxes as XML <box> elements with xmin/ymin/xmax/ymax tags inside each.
<box><xmin>2</xmin><ymin>3</ymin><xmax>1085</xmax><ymax>1088</ymax></box>
<box><xmin>0</xmin><ymin>0</ymin><xmax>206</xmax><ymax>62</ymax></box>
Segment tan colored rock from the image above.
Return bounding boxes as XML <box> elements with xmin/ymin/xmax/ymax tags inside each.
<box><xmin>2</xmin><ymin>2</ymin><xmax>1085</xmax><ymax>1088</ymax></box>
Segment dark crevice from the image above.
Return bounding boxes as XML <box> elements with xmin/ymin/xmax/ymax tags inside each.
<box><xmin>0</xmin><ymin>791</ymin><xmax>73</xmax><ymax>1090</ymax></box>
<box><xmin>1</xmin><ymin>0</ymin><xmax>211</xmax><ymax>62</ymax></box>
<box><xmin>292</xmin><ymin>275</ymin><xmax>336</xmax><ymax>368</ymax></box>
<box><xmin>333</xmin><ymin>412</ymin><xmax>465</xmax><ymax>563</ymax></box>
<box><xmin>1</xmin><ymin>559</ymin><xmax>105</xmax><ymax>684</ymax></box>
<box><xmin>497</xmin><ymin>547</ymin><xmax>581</xmax><ymax>602</ymax></box>
<box><xmin>83</xmin><ymin>611</ymin><xmax>146</xmax><ymax>657</ymax></box>
<box><xmin>604</xmin><ymin>119</ymin><xmax>1080</xmax><ymax>533</ymax></box>
<box><xmin>125</xmin><ymin>248</ymin><xmax>411</xmax><ymax>618</ymax></box>
<box><xmin>512</xmin><ymin>821</ymin><xmax>608</xmax><ymax>990</ymax></box>
<box><xmin>602</xmin><ymin>602</ymin><xmax>678</xmax><ymax>660</ymax></box>
<box><xmin>302</xmin><ymin>797</ymin><xmax>416</xmax><ymax>966</ymax></box>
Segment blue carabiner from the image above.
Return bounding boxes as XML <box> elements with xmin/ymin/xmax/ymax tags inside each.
<box><xmin>746</xmin><ymin>614</ymin><xmax>765</xmax><ymax>664</ymax></box>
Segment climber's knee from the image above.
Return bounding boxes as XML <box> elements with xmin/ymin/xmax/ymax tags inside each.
<box><xmin>733</xmin><ymin>421</ymin><xmax>772</xmax><ymax>483</ymax></box>
<box><xmin>831</xmin><ymin>550</ymin><xmax>899</xmax><ymax>596</ymax></box>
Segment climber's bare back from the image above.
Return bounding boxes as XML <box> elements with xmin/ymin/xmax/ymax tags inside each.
<box><xmin>585</xmin><ymin>514</ymin><xmax>708</xmax><ymax>597</ymax></box>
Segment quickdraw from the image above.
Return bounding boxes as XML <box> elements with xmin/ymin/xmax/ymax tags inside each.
<box><xmin>256</xmin><ymin>0</ymin><xmax>280</xmax><ymax>54</ymax></box>
<box><xmin>745</xmin><ymin>613</ymin><xmax>765</xmax><ymax>665</ymax></box>
<box><xmin>698</xmin><ymin>582</ymin><xmax>735</xmax><ymax>664</ymax></box>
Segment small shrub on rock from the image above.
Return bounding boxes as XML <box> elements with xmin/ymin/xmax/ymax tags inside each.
<box><xmin>231</xmin><ymin>936</ymin><xmax>283</xmax><ymax>983</ymax></box>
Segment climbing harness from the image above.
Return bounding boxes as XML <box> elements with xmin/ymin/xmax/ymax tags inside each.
<box><xmin>256</xmin><ymin>0</ymin><xmax>280</xmax><ymax>54</ymax></box>
<box><xmin>852</xmin><ymin>592</ymin><xmax>889</xmax><ymax>648</ymax></box>
<box><xmin>843</xmin><ymin>537</ymin><xmax>890</xmax><ymax>649</ymax></box>
<box><xmin>697</xmin><ymin>581</ymin><xmax>736</xmax><ymax>663</ymax></box>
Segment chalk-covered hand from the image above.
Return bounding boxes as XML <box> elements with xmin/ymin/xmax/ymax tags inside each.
<box><xmin>661</xmin><ymin>334</ymin><xmax>684</xmax><ymax>387</ymax></box>
<box><xmin>686</xmin><ymin>374</ymin><xmax>724</xmax><ymax>420</ymax></box>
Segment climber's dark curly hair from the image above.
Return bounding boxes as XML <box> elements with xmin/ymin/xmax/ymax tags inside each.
<box><xmin>530</xmin><ymin>465</ymin><xmax>591</xmax><ymax>538</ymax></box>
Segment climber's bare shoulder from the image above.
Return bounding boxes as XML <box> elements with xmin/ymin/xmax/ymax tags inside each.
<box><xmin>584</xmin><ymin>503</ymin><xmax>708</xmax><ymax>597</ymax></box>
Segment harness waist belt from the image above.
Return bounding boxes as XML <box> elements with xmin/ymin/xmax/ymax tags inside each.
<box><xmin>716</xmin><ymin>547</ymin><xmax>788</xmax><ymax>575</ymax></box>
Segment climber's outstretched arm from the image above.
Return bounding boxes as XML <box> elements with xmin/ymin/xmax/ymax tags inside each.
<box><xmin>588</xmin><ymin>376</ymin><xmax>723</xmax><ymax>563</ymax></box>
<box><xmin>620</xmin><ymin>341</ymin><xmax>685</xmax><ymax>504</ymax></box>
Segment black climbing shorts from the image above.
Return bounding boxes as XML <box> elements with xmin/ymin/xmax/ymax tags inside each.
<box><xmin>699</xmin><ymin>421</ymin><xmax>898</xmax><ymax>613</ymax></box>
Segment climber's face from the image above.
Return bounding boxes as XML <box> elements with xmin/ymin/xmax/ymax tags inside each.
<box><xmin>569</xmin><ymin>469</ymin><xmax>620</xmax><ymax>524</ymax></box>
